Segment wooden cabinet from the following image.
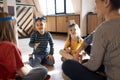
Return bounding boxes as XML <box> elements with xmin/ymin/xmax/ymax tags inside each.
<box><xmin>56</xmin><ymin>16</ymin><xmax>67</xmax><ymax>32</ymax></box>
<box><xmin>56</xmin><ymin>14</ymin><xmax>80</xmax><ymax>33</ymax></box>
<box><xmin>46</xmin><ymin>16</ymin><xmax>56</xmax><ymax>32</ymax></box>
<box><xmin>86</xmin><ymin>12</ymin><xmax>104</xmax><ymax>34</ymax></box>
<box><xmin>46</xmin><ymin>14</ymin><xmax>80</xmax><ymax>33</ymax></box>
<box><xmin>66</xmin><ymin>15</ymin><xmax>80</xmax><ymax>26</ymax></box>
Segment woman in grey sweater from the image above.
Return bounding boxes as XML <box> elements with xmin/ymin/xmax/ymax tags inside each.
<box><xmin>62</xmin><ymin>0</ymin><xmax>120</xmax><ymax>80</ymax></box>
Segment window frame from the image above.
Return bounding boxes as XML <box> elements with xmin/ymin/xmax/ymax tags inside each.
<box><xmin>55</xmin><ymin>0</ymin><xmax>66</xmax><ymax>14</ymax></box>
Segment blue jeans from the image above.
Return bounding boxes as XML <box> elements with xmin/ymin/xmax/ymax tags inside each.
<box><xmin>29</xmin><ymin>54</ymin><xmax>55</xmax><ymax>67</ymax></box>
<box><xmin>62</xmin><ymin>60</ymin><xmax>106</xmax><ymax>80</ymax></box>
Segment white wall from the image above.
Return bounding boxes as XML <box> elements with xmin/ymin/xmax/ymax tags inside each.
<box><xmin>3</xmin><ymin>0</ymin><xmax>18</xmax><ymax>45</ymax></box>
<box><xmin>80</xmin><ymin>0</ymin><xmax>95</xmax><ymax>36</ymax></box>
<box><xmin>33</xmin><ymin>0</ymin><xmax>44</xmax><ymax>17</ymax></box>
<box><xmin>17</xmin><ymin>0</ymin><xmax>34</xmax><ymax>5</ymax></box>
<box><xmin>71</xmin><ymin>0</ymin><xmax>81</xmax><ymax>14</ymax></box>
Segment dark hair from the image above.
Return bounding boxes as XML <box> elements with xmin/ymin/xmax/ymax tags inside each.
<box><xmin>110</xmin><ymin>0</ymin><xmax>120</xmax><ymax>10</ymax></box>
<box><xmin>34</xmin><ymin>16</ymin><xmax>46</xmax><ymax>22</ymax></box>
<box><xmin>67</xmin><ymin>23</ymin><xmax>76</xmax><ymax>28</ymax></box>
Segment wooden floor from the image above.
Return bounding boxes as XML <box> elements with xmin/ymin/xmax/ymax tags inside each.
<box><xmin>18</xmin><ymin>34</ymin><xmax>70</xmax><ymax>80</ymax></box>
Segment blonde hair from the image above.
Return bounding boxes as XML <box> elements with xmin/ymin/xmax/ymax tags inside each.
<box><xmin>67</xmin><ymin>23</ymin><xmax>81</xmax><ymax>44</ymax></box>
<box><xmin>0</xmin><ymin>12</ymin><xmax>17</xmax><ymax>44</ymax></box>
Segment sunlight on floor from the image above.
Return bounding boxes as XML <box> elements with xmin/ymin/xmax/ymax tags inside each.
<box><xmin>18</xmin><ymin>34</ymin><xmax>70</xmax><ymax>80</ymax></box>
<box><xmin>48</xmin><ymin>69</ymin><xmax>60</xmax><ymax>75</ymax></box>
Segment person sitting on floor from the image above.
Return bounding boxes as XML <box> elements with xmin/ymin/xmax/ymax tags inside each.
<box><xmin>59</xmin><ymin>23</ymin><xmax>87</xmax><ymax>63</ymax></box>
<box><xmin>62</xmin><ymin>0</ymin><xmax>120</xmax><ymax>80</ymax></box>
<box><xmin>29</xmin><ymin>16</ymin><xmax>55</xmax><ymax>67</ymax></box>
<box><xmin>0</xmin><ymin>12</ymin><xmax>49</xmax><ymax>80</ymax></box>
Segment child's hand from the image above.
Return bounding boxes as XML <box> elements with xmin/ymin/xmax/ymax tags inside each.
<box><xmin>29</xmin><ymin>54</ymin><xmax>33</xmax><ymax>58</ymax></box>
<box><xmin>47</xmin><ymin>54</ymin><xmax>54</xmax><ymax>60</ymax></box>
<box><xmin>73</xmin><ymin>53</ymin><xmax>79</xmax><ymax>61</ymax></box>
<box><xmin>65</xmin><ymin>48</ymin><xmax>71</xmax><ymax>53</ymax></box>
<box><xmin>73</xmin><ymin>54</ymin><xmax>82</xmax><ymax>63</ymax></box>
<box><xmin>78</xmin><ymin>55</ymin><xmax>82</xmax><ymax>63</ymax></box>
<box><xmin>34</xmin><ymin>43</ymin><xmax>40</xmax><ymax>49</ymax></box>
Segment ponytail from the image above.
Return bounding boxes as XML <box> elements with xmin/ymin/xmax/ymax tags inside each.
<box><xmin>110</xmin><ymin>0</ymin><xmax>120</xmax><ymax>10</ymax></box>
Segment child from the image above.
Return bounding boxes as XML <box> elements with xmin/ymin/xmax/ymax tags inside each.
<box><xmin>59</xmin><ymin>23</ymin><xmax>85</xmax><ymax>63</ymax></box>
<box><xmin>0</xmin><ymin>12</ymin><xmax>49</xmax><ymax>80</ymax></box>
<box><xmin>29</xmin><ymin>16</ymin><xmax>55</xmax><ymax>67</ymax></box>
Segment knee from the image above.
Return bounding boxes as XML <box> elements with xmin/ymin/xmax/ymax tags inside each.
<box><xmin>62</xmin><ymin>60</ymin><xmax>73</xmax><ymax>71</ymax></box>
<box><xmin>22</xmin><ymin>66</ymin><xmax>48</xmax><ymax>80</ymax></box>
<box><xmin>41</xmin><ymin>66</ymin><xmax>48</xmax><ymax>75</ymax></box>
<box><xmin>59</xmin><ymin>49</ymin><xmax>65</xmax><ymax>55</ymax></box>
<box><xmin>35</xmin><ymin>66</ymin><xmax>48</xmax><ymax>77</ymax></box>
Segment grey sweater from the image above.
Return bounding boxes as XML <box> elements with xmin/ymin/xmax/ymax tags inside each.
<box><xmin>83</xmin><ymin>18</ymin><xmax>120</xmax><ymax>80</ymax></box>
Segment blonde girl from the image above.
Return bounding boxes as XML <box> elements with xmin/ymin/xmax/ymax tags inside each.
<box><xmin>60</xmin><ymin>23</ymin><xmax>84</xmax><ymax>62</ymax></box>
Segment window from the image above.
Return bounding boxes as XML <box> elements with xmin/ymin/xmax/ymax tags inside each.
<box><xmin>46</xmin><ymin>0</ymin><xmax>55</xmax><ymax>15</ymax></box>
<box><xmin>39</xmin><ymin>0</ymin><xmax>74</xmax><ymax>15</ymax></box>
<box><xmin>55</xmin><ymin>0</ymin><xmax>65</xmax><ymax>14</ymax></box>
<box><xmin>66</xmin><ymin>0</ymin><xmax>74</xmax><ymax>13</ymax></box>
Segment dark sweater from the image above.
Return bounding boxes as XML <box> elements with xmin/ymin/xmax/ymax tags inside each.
<box><xmin>29</xmin><ymin>31</ymin><xmax>54</xmax><ymax>55</ymax></box>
